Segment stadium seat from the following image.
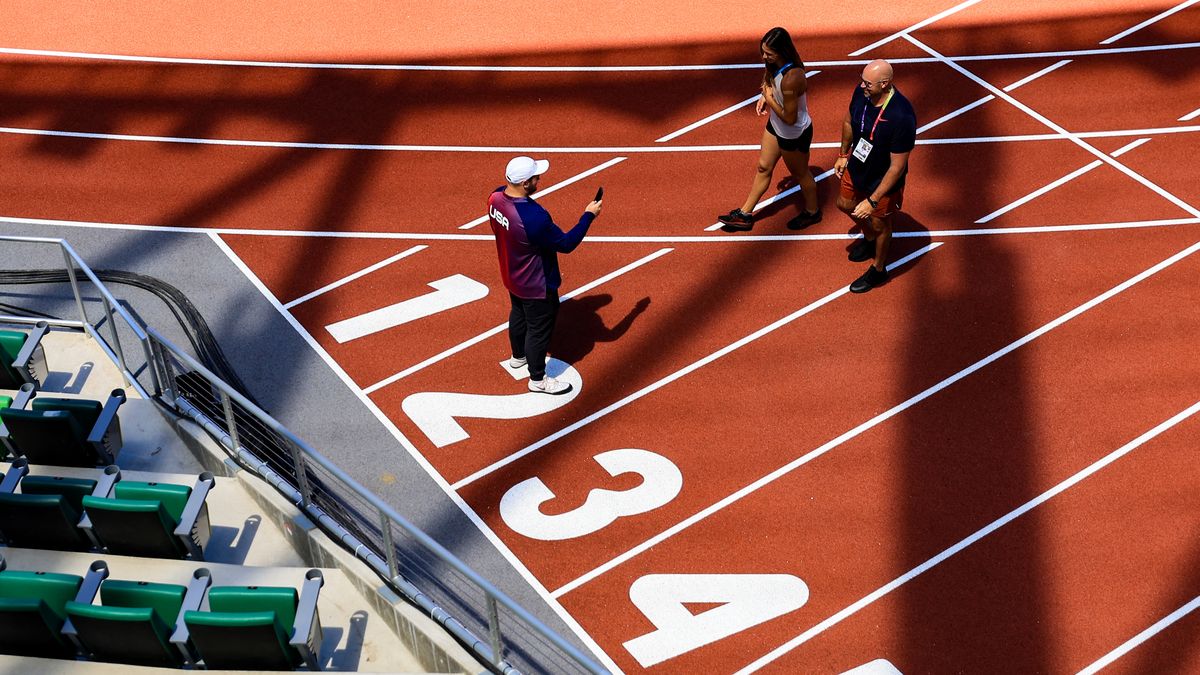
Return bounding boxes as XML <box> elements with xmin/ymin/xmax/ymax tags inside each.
<box><xmin>0</xmin><ymin>556</ymin><xmax>108</xmax><ymax>659</ymax></box>
<box><xmin>0</xmin><ymin>385</ymin><xmax>126</xmax><ymax>466</ymax></box>
<box><xmin>64</xmin><ymin>568</ymin><xmax>212</xmax><ymax>667</ymax></box>
<box><xmin>82</xmin><ymin>472</ymin><xmax>215</xmax><ymax>559</ymax></box>
<box><xmin>0</xmin><ymin>322</ymin><xmax>50</xmax><ymax>390</ymax></box>
<box><xmin>184</xmin><ymin>569</ymin><xmax>325</xmax><ymax>670</ymax></box>
<box><xmin>0</xmin><ymin>385</ymin><xmax>35</xmax><ymax>459</ymax></box>
<box><xmin>0</xmin><ymin>460</ymin><xmax>119</xmax><ymax>551</ymax></box>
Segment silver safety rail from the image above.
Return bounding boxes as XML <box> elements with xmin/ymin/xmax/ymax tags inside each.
<box><xmin>0</xmin><ymin>235</ymin><xmax>607</xmax><ymax>675</ymax></box>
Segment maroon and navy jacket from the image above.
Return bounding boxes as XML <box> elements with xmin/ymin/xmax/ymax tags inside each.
<box><xmin>488</xmin><ymin>187</ymin><xmax>595</xmax><ymax>299</ymax></box>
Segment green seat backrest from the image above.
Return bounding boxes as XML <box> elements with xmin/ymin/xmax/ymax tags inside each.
<box><xmin>21</xmin><ymin>475</ymin><xmax>98</xmax><ymax>514</ymax></box>
<box><xmin>183</xmin><ymin>608</ymin><xmax>295</xmax><ymax>670</ymax></box>
<box><xmin>65</xmin><ymin>596</ymin><xmax>181</xmax><ymax>667</ymax></box>
<box><xmin>33</xmin><ymin>397</ymin><xmax>104</xmax><ymax>436</ymax></box>
<box><xmin>100</xmin><ymin>580</ymin><xmax>186</xmax><ymax>627</ymax></box>
<box><xmin>80</xmin><ymin>495</ymin><xmax>181</xmax><ymax>558</ymax></box>
<box><xmin>0</xmin><ymin>408</ymin><xmax>92</xmax><ymax>466</ymax></box>
<box><xmin>114</xmin><ymin>482</ymin><xmax>191</xmax><ymax>524</ymax></box>
<box><xmin>0</xmin><ymin>570</ymin><xmax>83</xmax><ymax>622</ymax></box>
<box><xmin>208</xmin><ymin>586</ymin><xmax>298</xmax><ymax>629</ymax></box>
<box><xmin>0</xmin><ymin>332</ymin><xmax>25</xmax><ymax>385</ymax></box>
<box><xmin>0</xmin><ymin>395</ymin><xmax>12</xmax><ymax>409</ymax></box>
<box><xmin>0</xmin><ymin>492</ymin><xmax>89</xmax><ymax>550</ymax></box>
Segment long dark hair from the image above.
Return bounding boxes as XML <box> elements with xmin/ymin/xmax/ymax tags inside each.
<box><xmin>761</xmin><ymin>26</ymin><xmax>804</xmax><ymax>80</ymax></box>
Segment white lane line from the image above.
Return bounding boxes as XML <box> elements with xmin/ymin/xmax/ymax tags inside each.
<box><xmin>361</xmin><ymin>247</ymin><xmax>674</xmax><ymax>394</ymax></box>
<box><xmin>3</xmin><ymin>41</ymin><xmax>1200</xmax><ymax>70</ymax></box>
<box><xmin>8</xmin><ymin>214</ymin><xmax>1200</xmax><ymax>242</ymax></box>
<box><xmin>976</xmin><ymin>160</ymin><xmax>1103</xmax><ymax>223</ymax></box>
<box><xmin>13</xmin><ymin>214</ymin><xmax>1200</xmax><ymax>242</ymax></box>
<box><xmin>453</xmin><ymin>243</ymin><xmax>941</xmax><ymax>492</ymax></box>
<box><xmin>656</xmin><ymin>94</ymin><xmax>760</xmax><ymax>143</ymax></box>
<box><xmin>850</xmin><ymin>0</ymin><xmax>986</xmax><ymax>56</ymax></box>
<box><xmin>282</xmin><ymin>244</ymin><xmax>426</xmax><ymax>309</ymax></box>
<box><xmin>904</xmin><ymin>34</ymin><xmax>1200</xmax><ymax>219</ymax></box>
<box><xmin>1180</xmin><ymin>105</ymin><xmax>1200</xmax><ymax>122</ymax></box>
<box><xmin>556</xmin><ymin>237</ymin><xmax>1200</xmax><ymax>601</ymax></box>
<box><xmin>703</xmin><ymin>168</ymin><xmax>837</xmax><ymax>232</ymax></box>
<box><xmin>457</xmin><ymin>157</ymin><xmax>626</xmax><ymax>230</ymax></box>
<box><xmin>4</xmin><ymin>124</ymin><xmax>1200</xmax><ymax>154</ymax></box>
<box><xmin>1100</xmin><ymin>0</ymin><xmax>1200</xmax><ymax>45</ymax></box>
<box><xmin>205</xmin><ymin>231</ymin><xmax>623</xmax><ymax>674</ymax></box>
<box><xmin>738</xmin><ymin>394</ymin><xmax>1200</xmax><ymax>673</ymax></box>
<box><xmin>1076</xmin><ymin>595</ymin><xmax>1200</xmax><ymax>675</ymax></box>
<box><xmin>975</xmin><ymin>137</ymin><xmax>1151</xmax><ymax>224</ymax></box>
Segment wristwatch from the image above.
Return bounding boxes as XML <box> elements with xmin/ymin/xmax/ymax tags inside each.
<box><xmin>867</xmin><ymin>197</ymin><xmax>879</xmax><ymax>208</ymax></box>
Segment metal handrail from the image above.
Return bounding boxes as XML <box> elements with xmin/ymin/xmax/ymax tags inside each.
<box><xmin>0</xmin><ymin>234</ymin><xmax>607</xmax><ymax>674</ymax></box>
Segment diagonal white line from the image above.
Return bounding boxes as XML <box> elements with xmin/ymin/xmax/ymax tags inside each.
<box><xmin>1003</xmin><ymin>59</ymin><xmax>1073</xmax><ymax>90</ymax></box>
<box><xmin>975</xmin><ymin>160</ymin><xmax>1102</xmax><ymax>223</ymax></box>
<box><xmin>977</xmin><ymin>137</ymin><xmax>1152</xmax><ymax>224</ymax></box>
<box><xmin>1076</xmin><ymin>595</ymin><xmax>1200</xmax><ymax>675</ymax></box>
<box><xmin>738</xmin><ymin>391</ymin><xmax>1200</xmax><ymax>673</ymax></box>
<box><xmin>556</xmin><ymin>237</ymin><xmax>1200</xmax><ymax>602</ymax></box>
<box><xmin>361</xmin><ymin>248</ymin><xmax>674</xmax><ymax>394</ymax></box>
<box><xmin>904</xmin><ymin>34</ymin><xmax>1200</xmax><ymax>219</ymax></box>
<box><xmin>282</xmin><ymin>244</ymin><xmax>426</xmax><ymax>308</ymax></box>
<box><xmin>656</xmin><ymin>95</ymin><xmax>760</xmax><ymax>143</ymax></box>
<box><xmin>455</xmin><ymin>244</ymin><xmax>942</xmax><ymax>492</ymax></box>
<box><xmin>916</xmin><ymin>95</ymin><xmax>994</xmax><ymax>134</ymax></box>
<box><xmin>1180</xmin><ymin>105</ymin><xmax>1200</xmax><ymax>122</ymax></box>
<box><xmin>457</xmin><ymin>157</ymin><xmax>626</xmax><ymax>230</ymax></box>
<box><xmin>1100</xmin><ymin>0</ymin><xmax>1200</xmax><ymax>44</ymax></box>
<box><xmin>850</xmin><ymin>0</ymin><xmax>986</xmax><ymax>56</ymax></box>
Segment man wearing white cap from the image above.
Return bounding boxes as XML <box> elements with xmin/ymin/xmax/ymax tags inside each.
<box><xmin>488</xmin><ymin>156</ymin><xmax>603</xmax><ymax>394</ymax></box>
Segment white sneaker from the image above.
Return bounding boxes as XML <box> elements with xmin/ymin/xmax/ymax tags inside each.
<box><xmin>528</xmin><ymin>376</ymin><xmax>572</xmax><ymax>395</ymax></box>
<box><xmin>508</xmin><ymin>356</ymin><xmax>527</xmax><ymax>369</ymax></box>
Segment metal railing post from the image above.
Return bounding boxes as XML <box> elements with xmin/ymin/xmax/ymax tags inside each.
<box><xmin>139</xmin><ymin>336</ymin><xmax>163</xmax><ymax>397</ymax></box>
<box><xmin>61</xmin><ymin>246</ymin><xmax>88</xmax><ymax>327</ymax></box>
<box><xmin>486</xmin><ymin>595</ymin><xmax>504</xmax><ymax>667</ymax></box>
<box><xmin>380</xmin><ymin>511</ymin><xmax>399</xmax><ymax>581</ymax></box>
<box><xmin>101</xmin><ymin>296</ymin><xmax>131</xmax><ymax>386</ymax></box>
<box><xmin>153</xmin><ymin>338</ymin><xmax>179</xmax><ymax>405</ymax></box>
<box><xmin>287</xmin><ymin>438</ymin><xmax>313</xmax><ymax>507</ymax></box>
<box><xmin>219</xmin><ymin>390</ymin><xmax>241</xmax><ymax>452</ymax></box>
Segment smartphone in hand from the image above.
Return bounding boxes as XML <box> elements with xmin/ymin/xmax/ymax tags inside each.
<box><xmin>595</xmin><ymin>186</ymin><xmax>604</xmax><ymax>201</ymax></box>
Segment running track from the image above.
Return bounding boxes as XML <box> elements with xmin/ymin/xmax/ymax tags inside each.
<box><xmin>2</xmin><ymin>1</ymin><xmax>1199</xmax><ymax>672</ymax></box>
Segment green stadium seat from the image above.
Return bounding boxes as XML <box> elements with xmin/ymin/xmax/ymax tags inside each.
<box><xmin>0</xmin><ymin>385</ymin><xmax>35</xmax><ymax>459</ymax></box>
<box><xmin>0</xmin><ymin>557</ymin><xmax>108</xmax><ymax>659</ymax></box>
<box><xmin>82</xmin><ymin>472</ymin><xmax>215</xmax><ymax>559</ymax></box>
<box><xmin>0</xmin><ymin>386</ymin><xmax>126</xmax><ymax>466</ymax></box>
<box><xmin>183</xmin><ymin>569</ymin><xmax>324</xmax><ymax>670</ymax></box>
<box><xmin>64</xmin><ymin>568</ymin><xmax>212</xmax><ymax>667</ymax></box>
<box><xmin>0</xmin><ymin>460</ymin><xmax>119</xmax><ymax>551</ymax></box>
<box><xmin>0</xmin><ymin>322</ymin><xmax>50</xmax><ymax>390</ymax></box>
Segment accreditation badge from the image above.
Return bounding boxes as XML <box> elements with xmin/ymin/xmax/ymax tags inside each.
<box><xmin>852</xmin><ymin>137</ymin><xmax>873</xmax><ymax>162</ymax></box>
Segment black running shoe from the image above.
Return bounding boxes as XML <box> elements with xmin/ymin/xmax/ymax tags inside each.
<box><xmin>786</xmin><ymin>210</ymin><xmax>823</xmax><ymax>230</ymax></box>
<box><xmin>849</xmin><ymin>265</ymin><xmax>889</xmax><ymax>293</ymax></box>
<box><xmin>848</xmin><ymin>237</ymin><xmax>876</xmax><ymax>262</ymax></box>
<box><xmin>718</xmin><ymin>208</ymin><xmax>754</xmax><ymax>231</ymax></box>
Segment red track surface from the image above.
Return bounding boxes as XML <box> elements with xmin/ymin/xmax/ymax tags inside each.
<box><xmin>3</xmin><ymin>2</ymin><xmax>1199</xmax><ymax>673</ymax></box>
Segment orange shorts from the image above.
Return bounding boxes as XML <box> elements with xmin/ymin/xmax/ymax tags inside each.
<box><xmin>840</xmin><ymin>169</ymin><xmax>903</xmax><ymax>218</ymax></box>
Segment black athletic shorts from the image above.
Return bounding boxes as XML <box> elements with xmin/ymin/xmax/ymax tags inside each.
<box><xmin>766</xmin><ymin>119</ymin><xmax>814</xmax><ymax>153</ymax></box>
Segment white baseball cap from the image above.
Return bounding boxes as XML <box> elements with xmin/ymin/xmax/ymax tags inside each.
<box><xmin>505</xmin><ymin>156</ymin><xmax>550</xmax><ymax>183</ymax></box>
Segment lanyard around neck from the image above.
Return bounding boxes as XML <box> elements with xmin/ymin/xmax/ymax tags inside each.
<box><xmin>860</xmin><ymin>88</ymin><xmax>895</xmax><ymax>142</ymax></box>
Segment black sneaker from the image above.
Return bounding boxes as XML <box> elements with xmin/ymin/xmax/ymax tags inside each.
<box><xmin>848</xmin><ymin>237</ymin><xmax>876</xmax><ymax>262</ymax></box>
<box><xmin>718</xmin><ymin>208</ymin><xmax>754</xmax><ymax>231</ymax></box>
<box><xmin>786</xmin><ymin>210</ymin><xmax>822</xmax><ymax>230</ymax></box>
<box><xmin>850</xmin><ymin>265</ymin><xmax>889</xmax><ymax>293</ymax></box>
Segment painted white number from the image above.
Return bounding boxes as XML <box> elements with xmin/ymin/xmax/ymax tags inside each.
<box><xmin>624</xmin><ymin>573</ymin><xmax>810</xmax><ymax>668</ymax></box>
<box><xmin>402</xmin><ymin>358</ymin><xmax>580</xmax><ymax>448</ymax></box>
<box><xmin>326</xmin><ymin>274</ymin><xmax>488</xmax><ymax>343</ymax></box>
<box><xmin>499</xmin><ymin>448</ymin><xmax>682</xmax><ymax>541</ymax></box>
<box><xmin>840</xmin><ymin>660</ymin><xmax>903</xmax><ymax>675</ymax></box>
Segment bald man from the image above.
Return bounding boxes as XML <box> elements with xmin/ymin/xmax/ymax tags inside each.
<box><xmin>833</xmin><ymin>59</ymin><xmax>917</xmax><ymax>293</ymax></box>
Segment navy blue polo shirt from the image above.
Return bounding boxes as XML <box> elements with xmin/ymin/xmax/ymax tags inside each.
<box><xmin>847</xmin><ymin>86</ymin><xmax>917</xmax><ymax>195</ymax></box>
